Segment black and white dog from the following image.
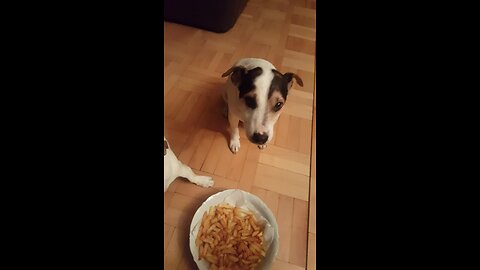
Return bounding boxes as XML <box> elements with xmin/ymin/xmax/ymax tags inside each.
<box><xmin>221</xmin><ymin>58</ymin><xmax>303</xmax><ymax>153</ymax></box>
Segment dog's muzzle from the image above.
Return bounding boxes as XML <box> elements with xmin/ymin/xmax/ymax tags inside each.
<box><xmin>251</xmin><ymin>132</ymin><xmax>268</xmax><ymax>145</ymax></box>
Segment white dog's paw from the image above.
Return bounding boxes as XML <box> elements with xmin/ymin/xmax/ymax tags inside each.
<box><xmin>193</xmin><ymin>176</ymin><xmax>214</xmax><ymax>188</ymax></box>
<box><xmin>229</xmin><ymin>139</ymin><xmax>240</xmax><ymax>154</ymax></box>
<box><xmin>258</xmin><ymin>144</ymin><xmax>267</xmax><ymax>150</ymax></box>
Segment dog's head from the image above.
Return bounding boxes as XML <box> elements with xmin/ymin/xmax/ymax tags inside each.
<box><xmin>222</xmin><ymin>63</ymin><xmax>303</xmax><ymax>145</ymax></box>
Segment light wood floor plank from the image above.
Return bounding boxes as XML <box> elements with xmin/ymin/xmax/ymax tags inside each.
<box><xmin>290</xmin><ymin>199</ymin><xmax>309</xmax><ymax>267</ymax></box>
<box><xmin>254</xmin><ymin>164</ymin><xmax>310</xmax><ymax>201</ymax></box>
<box><xmin>307</xmin><ymin>232</ymin><xmax>316</xmax><ymax>270</ymax></box>
<box><xmin>276</xmin><ymin>195</ymin><xmax>294</xmax><ymax>261</ymax></box>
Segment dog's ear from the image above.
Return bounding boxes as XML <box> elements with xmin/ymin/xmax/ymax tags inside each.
<box><xmin>283</xmin><ymin>72</ymin><xmax>304</xmax><ymax>88</ymax></box>
<box><xmin>222</xmin><ymin>66</ymin><xmax>246</xmax><ymax>85</ymax></box>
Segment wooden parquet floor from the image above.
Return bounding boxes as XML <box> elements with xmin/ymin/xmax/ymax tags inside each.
<box><xmin>164</xmin><ymin>0</ymin><xmax>316</xmax><ymax>269</ymax></box>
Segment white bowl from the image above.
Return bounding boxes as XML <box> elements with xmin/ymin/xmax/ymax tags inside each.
<box><xmin>189</xmin><ymin>189</ymin><xmax>280</xmax><ymax>270</ymax></box>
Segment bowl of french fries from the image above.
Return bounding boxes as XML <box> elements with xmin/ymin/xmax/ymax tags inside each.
<box><xmin>189</xmin><ymin>189</ymin><xmax>279</xmax><ymax>270</ymax></box>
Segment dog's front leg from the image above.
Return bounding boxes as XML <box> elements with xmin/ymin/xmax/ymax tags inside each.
<box><xmin>178</xmin><ymin>163</ymin><xmax>214</xmax><ymax>188</ymax></box>
<box><xmin>228</xmin><ymin>111</ymin><xmax>241</xmax><ymax>154</ymax></box>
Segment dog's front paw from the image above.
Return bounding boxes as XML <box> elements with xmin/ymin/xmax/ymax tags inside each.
<box><xmin>258</xmin><ymin>144</ymin><xmax>267</xmax><ymax>150</ymax></box>
<box><xmin>193</xmin><ymin>176</ymin><xmax>214</xmax><ymax>188</ymax></box>
<box><xmin>229</xmin><ymin>139</ymin><xmax>240</xmax><ymax>154</ymax></box>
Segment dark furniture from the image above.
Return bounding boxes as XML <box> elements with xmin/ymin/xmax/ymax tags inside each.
<box><xmin>164</xmin><ymin>0</ymin><xmax>248</xmax><ymax>33</ymax></box>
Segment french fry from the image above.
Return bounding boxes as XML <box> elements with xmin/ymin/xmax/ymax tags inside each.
<box><xmin>206</xmin><ymin>253</ymin><xmax>218</xmax><ymax>265</ymax></box>
<box><xmin>247</xmin><ymin>255</ymin><xmax>260</xmax><ymax>261</ymax></box>
<box><xmin>196</xmin><ymin>203</ymin><xmax>266</xmax><ymax>270</ymax></box>
<box><xmin>228</xmin><ymin>255</ymin><xmax>240</xmax><ymax>262</ymax></box>
<box><xmin>199</xmin><ymin>244</ymin><xmax>204</xmax><ymax>260</ymax></box>
<box><xmin>223</xmin><ymin>247</ymin><xmax>236</xmax><ymax>254</ymax></box>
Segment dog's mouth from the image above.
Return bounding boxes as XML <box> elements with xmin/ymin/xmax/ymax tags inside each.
<box><xmin>247</xmin><ymin>137</ymin><xmax>261</xmax><ymax>145</ymax></box>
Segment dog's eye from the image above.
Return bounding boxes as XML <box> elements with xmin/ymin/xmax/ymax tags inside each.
<box><xmin>273</xmin><ymin>102</ymin><xmax>284</xmax><ymax>112</ymax></box>
<box><xmin>244</xmin><ymin>96</ymin><xmax>257</xmax><ymax>109</ymax></box>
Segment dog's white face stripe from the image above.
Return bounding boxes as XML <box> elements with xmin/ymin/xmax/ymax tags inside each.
<box><xmin>246</xmin><ymin>69</ymin><xmax>273</xmax><ymax>135</ymax></box>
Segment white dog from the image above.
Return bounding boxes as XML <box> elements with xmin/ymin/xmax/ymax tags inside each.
<box><xmin>164</xmin><ymin>137</ymin><xmax>214</xmax><ymax>192</ymax></box>
<box><xmin>221</xmin><ymin>58</ymin><xmax>303</xmax><ymax>153</ymax></box>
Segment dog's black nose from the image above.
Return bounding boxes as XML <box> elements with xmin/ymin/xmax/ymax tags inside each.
<box><xmin>252</xmin><ymin>132</ymin><xmax>268</xmax><ymax>144</ymax></box>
